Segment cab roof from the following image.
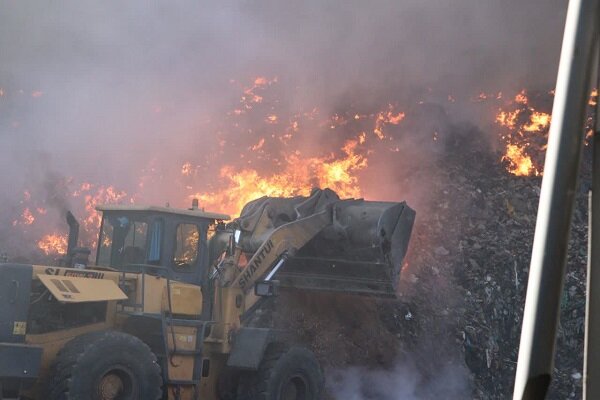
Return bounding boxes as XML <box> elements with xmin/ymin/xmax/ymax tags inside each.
<box><xmin>95</xmin><ymin>204</ymin><xmax>230</xmax><ymax>221</ymax></box>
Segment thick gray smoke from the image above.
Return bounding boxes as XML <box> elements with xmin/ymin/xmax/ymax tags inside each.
<box><xmin>0</xmin><ymin>0</ymin><xmax>569</xmax><ymax>395</ymax></box>
<box><xmin>0</xmin><ymin>1</ymin><xmax>567</xmax><ymax>255</ymax></box>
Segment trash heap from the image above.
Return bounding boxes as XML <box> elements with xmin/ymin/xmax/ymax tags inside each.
<box><xmin>252</xmin><ymin>125</ymin><xmax>590</xmax><ymax>399</ymax></box>
<box><xmin>423</xmin><ymin>144</ymin><xmax>589</xmax><ymax>399</ymax></box>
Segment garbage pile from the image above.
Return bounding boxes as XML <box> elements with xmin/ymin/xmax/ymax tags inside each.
<box><xmin>253</xmin><ymin>125</ymin><xmax>590</xmax><ymax>399</ymax></box>
<box><xmin>435</xmin><ymin>141</ymin><xmax>589</xmax><ymax>399</ymax></box>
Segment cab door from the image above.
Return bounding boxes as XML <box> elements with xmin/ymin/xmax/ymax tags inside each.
<box><xmin>169</xmin><ymin>220</ymin><xmax>208</xmax><ymax>285</ymax></box>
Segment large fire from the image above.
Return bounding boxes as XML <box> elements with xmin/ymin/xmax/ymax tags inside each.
<box><xmin>3</xmin><ymin>79</ymin><xmax>597</xmax><ymax>259</ymax></box>
<box><xmin>193</xmin><ymin>137</ymin><xmax>367</xmax><ymax>214</ymax></box>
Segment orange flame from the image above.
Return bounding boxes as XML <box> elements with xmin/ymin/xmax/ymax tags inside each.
<box><xmin>373</xmin><ymin>105</ymin><xmax>405</xmax><ymax>140</ymax></box>
<box><xmin>241</xmin><ymin>76</ymin><xmax>278</xmax><ymax>106</ymax></box>
<box><xmin>502</xmin><ymin>144</ymin><xmax>539</xmax><ymax>177</ymax></box>
<box><xmin>191</xmin><ymin>138</ymin><xmax>367</xmax><ymax>215</ymax></box>
<box><xmin>495</xmin><ymin>90</ymin><xmax>553</xmax><ymax>176</ymax></box>
<box><xmin>82</xmin><ymin>186</ymin><xmax>129</xmax><ymax>235</ymax></box>
<box><xmin>496</xmin><ymin>110</ymin><xmax>520</xmax><ymax>129</ymax></box>
<box><xmin>514</xmin><ymin>90</ymin><xmax>528</xmax><ymax>105</ymax></box>
<box><xmin>523</xmin><ymin>111</ymin><xmax>551</xmax><ymax>132</ymax></box>
<box><xmin>250</xmin><ymin>138</ymin><xmax>265</xmax><ymax>151</ymax></box>
<box><xmin>38</xmin><ymin>234</ymin><xmax>68</xmax><ymax>255</ymax></box>
<box><xmin>21</xmin><ymin>208</ymin><xmax>35</xmax><ymax>225</ymax></box>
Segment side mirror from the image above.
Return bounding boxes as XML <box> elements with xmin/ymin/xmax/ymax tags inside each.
<box><xmin>254</xmin><ymin>280</ymin><xmax>280</xmax><ymax>297</ymax></box>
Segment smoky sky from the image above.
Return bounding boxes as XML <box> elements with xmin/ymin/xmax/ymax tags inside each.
<box><xmin>0</xmin><ymin>0</ymin><xmax>567</xmax><ymax>207</ymax></box>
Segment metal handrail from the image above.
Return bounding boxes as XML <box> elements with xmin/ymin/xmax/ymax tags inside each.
<box><xmin>513</xmin><ymin>0</ymin><xmax>599</xmax><ymax>398</ymax></box>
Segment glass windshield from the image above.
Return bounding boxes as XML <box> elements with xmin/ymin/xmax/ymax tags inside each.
<box><xmin>97</xmin><ymin>214</ymin><xmax>148</xmax><ymax>267</ymax></box>
<box><xmin>174</xmin><ymin>223</ymin><xmax>199</xmax><ymax>270</ymax></box>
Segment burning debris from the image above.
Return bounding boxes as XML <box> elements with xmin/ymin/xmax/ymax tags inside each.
<box><xmin>37</xmin><ymin>233</ymin><xmax>68</xmax><ymax>255</ymax></box>
<box><xmin>495</xmin><ymin>89</ymin><xmax>598</xmax><ymax>177</ymax></box>
<box><xmin>9</xmin><ymin>80</ymin><xmax>596</xmax><ymax>261</ymax></box>
<box><xmin>1</xmin><ymin>72</ymin><xmax>598</xmax><ymax>398</ymax></box>
<box><xmin>495</xmin><ymin>90</ymin><xmax>551</xmax><ymax>177</ymax></box>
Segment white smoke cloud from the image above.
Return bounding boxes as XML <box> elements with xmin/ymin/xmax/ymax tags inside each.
<box><xmin>0</xmin><ymin>0</ymin><xmax>568</xmax><ymax>190</ymax></box>
<box><xmin>327</xmin><ymin>360</ymin><xmax>471</xmax><ymax>400</ymax></box>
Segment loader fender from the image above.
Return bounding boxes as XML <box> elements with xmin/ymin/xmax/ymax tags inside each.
<box><xmin>227</xmin><ymin>328</ymin><xmax>279</xmax><ymax>370</ymax></box>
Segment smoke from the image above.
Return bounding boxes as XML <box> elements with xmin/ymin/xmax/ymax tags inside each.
<box><xmin>327</xmin><ymin>360</ymin><xmax>471</xmax><ymax>400</ymax></box>
<box><xmin>0</xmin><ymin>1</ymin><xmax>567</xmax><ymax>257</ymax></box>
<box><xmin>0</xmin><ymin>4</ymin><xmax>574</xmax><ymax>397</ymax></box>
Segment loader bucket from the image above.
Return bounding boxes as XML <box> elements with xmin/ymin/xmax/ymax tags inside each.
<box><xmin>277</xmin><ymin>199</ymin><xmax>416</xmax><ymax>297</ymax></box>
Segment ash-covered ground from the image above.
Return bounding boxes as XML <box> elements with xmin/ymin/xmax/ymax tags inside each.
<box><xmin>250</xmin><ymin>126</ymin><xmax>590</xmax><ymax>400</ymax></box>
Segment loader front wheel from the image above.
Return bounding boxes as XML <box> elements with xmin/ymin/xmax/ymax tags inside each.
<box><xmin>251</xmin><ymin>345</ymin><xmax>324</xmax><ymax>400</ymax></box>
<box><xmin>45</xmin><ymin>330</ymin><xmax>162</xmax><ymax>400</ymax></box>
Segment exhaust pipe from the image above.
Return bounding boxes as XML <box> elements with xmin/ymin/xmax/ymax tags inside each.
<box><xmin>66</xmin><ymin>211</ymin><xmax>79</xmax><ymax>257</ymax></box>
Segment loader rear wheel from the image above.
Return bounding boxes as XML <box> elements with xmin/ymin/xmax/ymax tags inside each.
<box><xmin>248</xmin><ymin>345</ymin><xmax>324</xmax><ymax>400</ymax></box>
<box><xmin>45</xmin><ymin>330</ymin><xmax>162</xmax><ymax>400</ymax></box>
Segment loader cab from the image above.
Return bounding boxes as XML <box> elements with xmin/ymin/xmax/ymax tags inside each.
<box><xmin>95</xmin><ymin>205</ymin><xmax>229</xmax><ymax>285</ymax></box>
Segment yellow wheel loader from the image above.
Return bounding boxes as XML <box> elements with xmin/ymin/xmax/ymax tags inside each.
<box><xmin>0</xmin><ymin>188</ymin><xmax>415</xmax><ymax>400</ymax></box>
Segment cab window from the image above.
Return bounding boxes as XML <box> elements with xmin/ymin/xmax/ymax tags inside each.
<box><xmin>97</xmin><ymin>215</ymin><xmax>148</xmax><ymax>267</ymax></box>
<box><xmin>97</xmin><ymin>220</ymin><xmax>114</xmax><ymax>265</ymax></box>
<box><xmin>174</xmin><ymin>223</ymin><xmax>199</xmax><ymax>270</ymax></box>
<box><xmin>122</xmin><ymin>220</ymin><xmax>148</xmax><ymax>265</ymax></box>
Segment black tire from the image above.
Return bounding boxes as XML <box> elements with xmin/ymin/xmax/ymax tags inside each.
<box><xmin>249</xmin><ymin>344</ymin><xmax>324</xmax><ymax>400</ymax></box>
<box><xmin>45</xmin><ymin>330</ymin><xmax>162</xmax><ymax>400</ymax></box>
